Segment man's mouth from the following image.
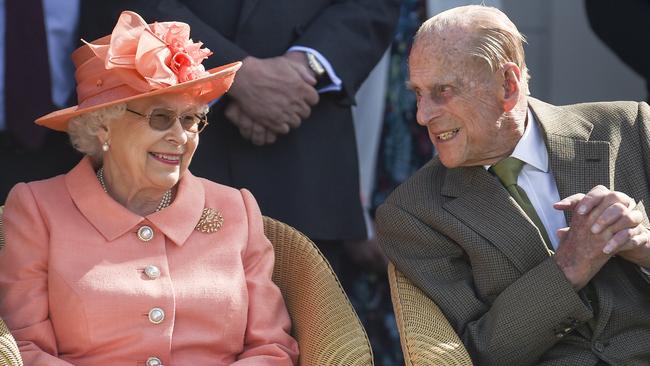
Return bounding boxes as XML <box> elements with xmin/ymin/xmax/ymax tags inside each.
<box><xmin>436</xmin><ymin>128</ymin><xmax>460</xmax><ymax>141</ymax></box>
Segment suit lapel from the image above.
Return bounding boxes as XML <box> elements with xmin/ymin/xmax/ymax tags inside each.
<box><xmin>442</xmin><ymin>167</ymin><xmax>552</xmax><ymax>274</ymax></box>
<box><xmin>237</xmin><ymin>0</ymin><xmax>260</xmax><ymax>33</ymax></box>
<box><xmin>530</xmin><ymin>98</ymin><xmax>612</xmax><ymax>223</ymax></box>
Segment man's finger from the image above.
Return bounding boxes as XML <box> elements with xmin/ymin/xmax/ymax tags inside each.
<box><xmin>576</xmin><ymin>185</ymin><xmax>610</xmax><ymax>215</ymax></box>
<box><xmin>251</xmin><ymin>123</ymin><xmax>267</xmax><ymax>146</ymax></box>
<box><xmin>603</xmin><ymin>225</ymin><xmax>647</xmax><ymax>254</ymax></box>
<box><xmin>554</xmin><ymin>193</ymin><xmax>586</xmax><ymax>211</ymax></box>
<box><xmin>302</xmin><ymin>85</ymin><xmax>320</xmax><ymax>106</ymax></box>
<box><xmin>224</xmin><ymin>103</ymin><xmax>241</xmax><ymax>123</ymax></box>
<box><xmin>285</xmin><ymin>113</ymin><xmax>301</xmax><ymax>129</ymax></box>
<box><xmin>236</xmin><ymin>110</ymin><xmax>254</xmax><ymax>140</ymax></box>
<box><xmin>293</xmin><ymin>99</ymin><xmax>312</xmax><ymax>120</ymax></box>
<box><xmin>556</xmin><ymin>227</ymin><xmax>570</xmax><ymax>241</ymax></box>
<box><xmin>265</xmin><ymin>130</ymin><xmax>278</xmax><ymax>145</ymax></box>
<box><xmin>591</xmin><ymin>202</ymin><xmax>628</xmax><ymax>234</ymax></box>
<box><xmin>255</xmin><ymin>118</ymin><xmax>290</xmax><ymax>134</ymax></box>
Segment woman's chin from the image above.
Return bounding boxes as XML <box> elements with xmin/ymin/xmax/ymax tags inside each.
<box><xmin>151</xmin><ymin>172</ymin><xmax>180</xmax><ymax>190</ymax></box>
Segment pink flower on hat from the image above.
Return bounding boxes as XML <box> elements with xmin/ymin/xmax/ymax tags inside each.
<box><xmin>83</xmin><ymin>11</ymin><xmax>213</xmax><ymax>92</ymax></box>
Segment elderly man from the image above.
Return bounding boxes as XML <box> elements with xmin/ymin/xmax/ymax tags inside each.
<box><xmin>377</xmin><ymin>5</ymin><xmax>650</xmax><ymax>365</ymax></box>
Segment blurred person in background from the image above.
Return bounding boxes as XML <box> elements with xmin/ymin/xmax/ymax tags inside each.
<box><xmin>0</xmin><ymin>0</ymin><xmax>81</xmax><ymax>202</ymax></box>
<box><xmin>585</xmin><ymin>0</ymin><xmax>650</xmax><ymax>101</ymax></box>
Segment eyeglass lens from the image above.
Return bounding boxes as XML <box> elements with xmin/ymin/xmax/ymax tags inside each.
<box><xmin>149</xmin><ymin>108</ymin><xmax>208</xmax><ymax>133</ymax></box>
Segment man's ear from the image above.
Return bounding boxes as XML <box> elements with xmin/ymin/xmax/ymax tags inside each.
<box><xmin>501</xmin><ymin>62</ymin><xmax>522</xmax><ymax>112</ymax></box>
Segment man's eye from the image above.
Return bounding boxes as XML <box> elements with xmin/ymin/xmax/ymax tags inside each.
<box><xmin>438</xmin><ymin>85</ymin><xmax>453</xmax><ymax>95</ymax></box>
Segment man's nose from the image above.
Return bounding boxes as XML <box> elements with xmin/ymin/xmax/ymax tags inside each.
<box><xmin>416</xmin><ymin>98</ymin><xmax>442</xmax><ymax>126</ymax></box>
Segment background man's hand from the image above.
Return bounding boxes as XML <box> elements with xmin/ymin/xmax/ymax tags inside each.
<box><xmin>227</xmin><ymin>55</ymin><xmax>319</xmax><ymax>136</ymax></box>
<box><xmin>225</xmin><ymin>102</ymin><xmax>278</xmax><ymax>146</ymax></box>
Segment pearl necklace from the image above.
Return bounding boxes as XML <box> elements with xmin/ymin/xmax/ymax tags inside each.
<box><xmin>96</xmin><ymin>167</ymin><xmax>172</xmax><ymax>212</ymax></box>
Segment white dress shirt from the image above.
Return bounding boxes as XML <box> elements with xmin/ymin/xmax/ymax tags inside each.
<box><xmin>0</xmin><ymin>0</ymin><xmax>80</xmax><ymax>131</ymax></box>
<box><xmin>488</xmin><ymin>109</ymin><xmax>567</xmax><ymax>250</ymax></box>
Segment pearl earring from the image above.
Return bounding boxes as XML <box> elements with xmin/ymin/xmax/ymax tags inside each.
<box><xmin>102</xmin><ymin>141</ymin><xmax>109</xmax><ymax>152</ymax></box>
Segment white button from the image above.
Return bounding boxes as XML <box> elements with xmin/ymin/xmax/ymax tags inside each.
<box><xmin>148</xmin><ymin>307</ymin><xmax>165</xmax><ymax>324</ymax></box>
<box><xmin>144</xmin><ymin>265</ymin><xmax>161</xmax><ymax>279</ymax></box>
<box><xmin>137</xmin><ymin>225</ymin><xmax>154</xmax><ymax>242</ymax></box>
<box><xmin>146</xmin><ymin>356</ymin><xmax>163</xmax><ymax>366</ymax></box>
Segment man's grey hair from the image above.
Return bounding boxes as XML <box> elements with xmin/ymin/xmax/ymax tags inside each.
<box><xmin>415</xmin><ymin>5</ymin><xmax>530</xmax><ymax>93</ymax></box>
<box><xmin>67</xmin><ymin>103</ymin><xmax>126</xmax><ymax>164</ymax></box>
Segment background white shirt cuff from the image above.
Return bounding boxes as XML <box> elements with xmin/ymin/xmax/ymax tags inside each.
<box><xmin>288</xmin><ymin>46</ymin><xmax>342</xmax><ymax>93</ymax></box>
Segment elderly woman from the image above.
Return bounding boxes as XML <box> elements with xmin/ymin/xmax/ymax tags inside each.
<box><xmin>0</xmin><ymin>11</ymin><xmax>298</xmax><ymax>366</ymax></box>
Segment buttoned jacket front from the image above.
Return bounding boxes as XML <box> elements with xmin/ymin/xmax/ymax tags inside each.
<box><xmin>0</xmin><ymin>157</ymin><xmax>298</xmax><ymax>365</ymax></box>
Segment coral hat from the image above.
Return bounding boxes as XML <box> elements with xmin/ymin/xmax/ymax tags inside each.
<box><xmin>36</xmin><ymin>10</ymin><xmax>241</xmax><ymax>131</ymax></box>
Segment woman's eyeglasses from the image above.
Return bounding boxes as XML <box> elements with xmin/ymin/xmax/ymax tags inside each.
<box><xmin>126</xmin><ymin>108</ymin><xmax>209</xmax><ymax>133</ymax></box>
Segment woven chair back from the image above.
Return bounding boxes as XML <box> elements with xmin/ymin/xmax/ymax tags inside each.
<box><xmin>388</xmin><ymin>261</ymin><xmax>473</xmax><ymax>366</ymax></box>
<box><xmin>264</xmin><ymin>216</ymin><xmax>374</xmax><ymax>366</ymax></box>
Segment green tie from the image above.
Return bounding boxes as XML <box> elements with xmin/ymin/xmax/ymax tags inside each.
<box><xmin>490</xmin><ymin>157</ymin><xmax>553</xmax><ymax>250</ymax></box>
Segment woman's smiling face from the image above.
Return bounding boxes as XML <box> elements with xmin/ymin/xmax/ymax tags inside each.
<box><xmin>101</xmin><ymin>94</ymin><xmax>205</xmax><ymax>193</ymax></box>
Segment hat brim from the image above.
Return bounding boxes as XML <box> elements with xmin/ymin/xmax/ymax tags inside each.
<box><xmin>36</xmin><ymin>61</ymin><xmax>242</xmax><ymax>132</ymax></box>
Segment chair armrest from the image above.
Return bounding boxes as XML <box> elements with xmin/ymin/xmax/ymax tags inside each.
<box><xmin>264</xmin><ymin>216</ymin><xmax>374</xmax><ymax>366</ymax></box>
<box><xmin>0</xmin><ymin>205</ymin><xmax>24</xmax><ymax>366</ymax></box>
<box><xmin>388</xmin><ymin>262</ymin><xmax>473</xmax><ymax>366</ymax></box>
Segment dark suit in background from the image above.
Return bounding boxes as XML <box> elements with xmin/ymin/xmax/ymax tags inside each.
<box><xmin>585</xmin><ymin>0</ymin><xmax>650</xmax><ymax>101</ymax></box>
<box><xmin>79</xmin><ymin>0</ymin><xmax>401</xmax><ymax>243</ymax></box>
<box><xmin>0</xmin><ymin>1</ymin><xmax>80</xmax><ymax>202</ymax></box>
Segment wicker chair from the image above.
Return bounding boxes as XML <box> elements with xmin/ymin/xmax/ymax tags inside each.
<box><xmin>387</xmin><ymin>261</ymin><xmax>473</xmax><ymax>366</ymax></box>
<box><xmin>0</xmin><ymin>206</ymin><xmax>23</xmax><ymax>366</ymax></box>
<box><xmin>0</xmin><ymin>207</ymin><xmax>372</xmax><ymax>366</ymax></box>
<box><xmin>263</xmin><ymin>216</ymin><xmax>374</xmax><ymax>366</ymax></box>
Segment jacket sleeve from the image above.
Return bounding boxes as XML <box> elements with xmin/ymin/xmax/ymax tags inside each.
<box><xmin>636</xmin><ymin>101</ymin><xmax>650</xmax><ymax>283</ymax></box>
<box><xmin>292</xmin><ymin>0</ymin><xmax>401</xmax><ymax>102</ymax></box>
<box><xmin>376</xmin><ymin>201</ymin><xmax>594</xmax><ymax>366</ymax></box>
<box><xmin>0</xmin><ymin>184</ymin><xmax>74</xmax><ymax>365</ymax></box>
<box><xmin>233</xmin><ymin>189</ymin><xmax>299</xmax><ymax>366</ymax></box>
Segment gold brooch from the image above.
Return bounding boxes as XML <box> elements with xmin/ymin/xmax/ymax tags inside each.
<box><xmin>195</xmin><ymin>208</ymin><xmax>224</xmax><ymax>233</ymax></box>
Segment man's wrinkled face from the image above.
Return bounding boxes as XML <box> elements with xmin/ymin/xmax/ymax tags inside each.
<box><xmin>408</xmin><ymin>36</ymin><xmax>522</xmax><ymax>168</ymax></box>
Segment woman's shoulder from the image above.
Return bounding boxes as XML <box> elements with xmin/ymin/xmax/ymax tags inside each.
<box><xmin>6</xmin><ymin>175</ymin><xmax>67</xmax><ymax>205</ymax></box>
<box><xmin>195</xmin><ymin>177</ymin><xmax>240</xmax><ymax>198</ymax></box>
<box><xmin>192</xmin><ymin>176</ymin><xmax>252</xmax><ymax>206</ymax></box>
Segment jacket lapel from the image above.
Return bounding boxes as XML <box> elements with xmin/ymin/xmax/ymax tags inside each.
<box><xmin>236</xmin><ymin>0</ymin><xmax>260</xmax><ymax>33</ymax></box>
<box><xmin>441</xmin><ymin>98</ymin><xmax>612</xmax><ymax>286</ymax></box>
<box><xmin>442</xmin><ymin>166</ymin><xmax>552</xmax><ymax>274</ymax></box>
<box><xmin>529</xmin><ymin>98</ymin><xmax>612</xmax><ymax>223</ymax></box>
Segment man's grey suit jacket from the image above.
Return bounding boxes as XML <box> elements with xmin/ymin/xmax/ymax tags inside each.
<box><xmin>377</xmin><ymin>98</ymin><xmax>650</xmax><ymax>365</ymax></box>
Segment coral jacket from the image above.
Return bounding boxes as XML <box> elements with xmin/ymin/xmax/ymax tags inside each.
<box><xmin>0</xmin><ymin>157</ymin><xmax>298</xmax><ymax>365</ymax></box>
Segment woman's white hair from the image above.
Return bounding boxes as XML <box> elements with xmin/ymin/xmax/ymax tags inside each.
<box><xmin>67</xmin><ymin>103</ymin><xmax>126</xmax><ymax>164</ymax></box>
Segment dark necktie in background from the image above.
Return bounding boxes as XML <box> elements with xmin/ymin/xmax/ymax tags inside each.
<box><xmin>5</xmin><ymin>0</ymin><xmax>52</xmax><ymax>150</ymax></box>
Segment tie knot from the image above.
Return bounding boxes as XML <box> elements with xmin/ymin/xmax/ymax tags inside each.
<box><xmin>490</xmin><ymin>157</ymin><xmax>525</xmax><ymax>187</ymax></box>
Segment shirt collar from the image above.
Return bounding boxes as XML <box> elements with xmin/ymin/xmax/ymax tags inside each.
<box><xmin>511</xmin><ymin>109</ymin><xmax>548</xmax><ymax>173</ymax></box>
<box><xmin>66</xmin><ymin>156</ymin><xmax>205</xmax><ymax>246</ymax></box>
<box><xmin>484</xmin><ymin>109</ymin><xmax>549</xmax><ymax>172</ymax></box>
